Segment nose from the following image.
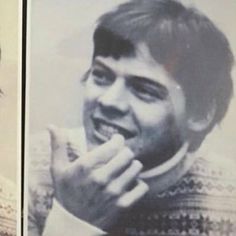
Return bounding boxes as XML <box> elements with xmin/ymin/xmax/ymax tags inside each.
<box><xmin>98</xmin><ymin>78</ymin><xmax>129</xmax><ymax>115</ymax></box>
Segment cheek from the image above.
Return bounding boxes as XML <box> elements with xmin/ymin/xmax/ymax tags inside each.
<box><xmin>131</xmin><ymin>102</ymin><xmax>182</xmax><ymax>162</ymax></box>
<box><xmin>84</xmin><ymin>78</ymin><xmax>102</xmax><ymax>102</ymax></box>
<box><xmin>133</xmin><ymin>100</ymin><xmax>173</xmax><ymax>131</ymax></box>
<box><xmin>83</xmin><ymin>79</ymin><xmax>105</xmax><ymax>115</ymax></box>
<box><xmin>83</xmin><ymin>81</ymin><xmax>97</xmax><ymax>119</ymax></box>
<box><xmin>131</xmin><ymin>101</ymin><xmax>178</xmax><ymax>151</ymax></box>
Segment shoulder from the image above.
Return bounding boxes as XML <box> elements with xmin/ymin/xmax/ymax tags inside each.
<box><xmin>189</xmin><ymin>154</ymin><xmax>236</xmax><ymax>195</ymax></box>
<box><xmin>0</xmin><ymin>176</ymin><xmax>16</xmax><ymax>236</ymax></box>
<box><xmin>191</xmin><ymin>153</ymin><xmax>236</xmax><ymax>176</ymax></box>
<box><xmin>160</xmin><ymin>155</ymin><xmax>236</xmax><ymax>201</ymax></box>
<box><xmin>149</xmin><ymin>155</ymin><xmax>236</xmax><ymax>235</ymax></box>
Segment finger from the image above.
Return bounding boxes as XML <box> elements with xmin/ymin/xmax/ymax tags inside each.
<box><xmin>98</xmin><ymin>147</ymin><xmax>134</xmax><ymax>179</ymax></box>
<box><xmin>48</xmin><ymin>125</ymin><xmax>62</xmax><ymax>151</ymax></box>
<box><xmin>80</xmin><ymin>134</ymin><xmax>125</xmax><ymax>167</ymax></box>
<box><xmin>91</xmin><ymin>147</ymin><xmax>134</xmax><ymax>186</ymax></box>
<box><xmin>105</xmin><ymin>160</ymin><xmax>143</xmax><ymax>195</ymax></box>
<box><xmin>47</xmin><ymin>125</ymin><xmax>69</xmax><ymax>166</ymax></box>
<box><xmin>116</xmin><ymin>180</ymin><xmax>149</xmax><ymax>208</ymax></box>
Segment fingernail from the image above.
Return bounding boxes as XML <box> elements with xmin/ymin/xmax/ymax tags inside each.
<box><xmin>112</xmin><ymin>134</ymin><xmax>125</xmax><ymax>147</ymax></box>
<box><xmin>47</xmin><ymin>124</ymin><xmax>57</xmax><ymax>133</ymax></box>
<box><xmin>133</xmin><ymin>160</ymin><xmax>143</xmax><ymax>170</ymax></box>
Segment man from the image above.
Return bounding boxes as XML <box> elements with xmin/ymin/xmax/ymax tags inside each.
<box><xmin>28</xmin><ymin>0</ymin><xmax>236</xmax><ymax>235</ymax></box>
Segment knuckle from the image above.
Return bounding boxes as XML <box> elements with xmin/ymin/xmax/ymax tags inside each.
<box><xmin>69</xmin><ymin>161</ymin><xmax>89</xmax><ymax>178</ymax></box>
<box><xmin>118</xmin><ymin>155</ymin><xmax>131</xmax><ymax>165</ymax></box>
<box><xmin>122</xmin><ymin>147</ymin><xmax>134</xmax><ymax>158</ymax></box>
<box><xmin>77</xmin><ymin>159</ymin><xmax>94</xmax><ymax>175</ymax></box>
<box><xmin>116</xmin><ymin>198</ymin><xmax>130</xmax><ymax>209</ymax></box>
<box><xmin>90</xmin><ymin>171</ymin><xmax>109</xmax><ymax>186</ymax></box>
<box><xmin>79</xmin><ymin>158</ymin><xmax>91</xmax><ymax>170</ymax></box>
<box><xmin>106</xmin><ymin>184</ymin><xmax>122</xmax><ymax>197</ymax></box>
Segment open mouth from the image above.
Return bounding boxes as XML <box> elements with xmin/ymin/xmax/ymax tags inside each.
<box><xmin>93</xmin><ymin>118</ymin><xmax>135</xmax><ymax>141</ymax></box>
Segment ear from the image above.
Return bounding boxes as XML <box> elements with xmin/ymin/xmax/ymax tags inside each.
<box><xmin>187</xmin><ymin>101</ymin><xmax>216</xmax><ymax>132</ymax></box>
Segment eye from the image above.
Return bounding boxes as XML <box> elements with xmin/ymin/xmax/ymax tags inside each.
<box><xmin>91</xmin><ymin>69</ymin><xmax>114</xmax><ymax>86</ymax></box>
<box><xmin>131</xmin><ymin>82</ymin><xmax>164</xmax><ymax>102</ymax></box>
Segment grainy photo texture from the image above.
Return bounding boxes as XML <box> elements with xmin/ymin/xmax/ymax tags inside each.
<box><xmin>0</xmin><ymin>0</ymin><xmax>20</xmax><ymax>235</ymax></box>
<box><xmin>27</xmin><ymin>1</ymin><xmax>236</xmax><ymax>236</ymax></box>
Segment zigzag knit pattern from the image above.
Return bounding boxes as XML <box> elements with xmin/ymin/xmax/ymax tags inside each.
<box><xmin>28</xmin><ymin>130</ymin><xmax>236</xmax><ymax>236</ymax></box>
<box><xmin>0</xmin><ymin>176</ymin><xmax>16</xmax><ymax>236</ymax></box>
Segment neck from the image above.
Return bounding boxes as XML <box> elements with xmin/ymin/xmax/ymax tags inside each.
<box><xmin>140</xmin><ymin>142</ymin><xmax>197</xmax><ymax>195</ymax></box>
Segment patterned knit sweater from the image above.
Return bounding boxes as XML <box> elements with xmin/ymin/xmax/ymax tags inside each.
<box><xmin>0</xmin><ymin>176</ymin><xmax>16</xmax><ymax>236</ymax></box>
<box><xmin>28</xmin><ymin>130</ymin><xmax>236</xmax><ymax>236</ymax></box>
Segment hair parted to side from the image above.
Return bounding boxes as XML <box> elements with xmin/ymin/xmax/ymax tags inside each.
<box><xmin>93</xmin><ymin>0</ymin><xmax>234</xmax><ymax>135</ymax></box>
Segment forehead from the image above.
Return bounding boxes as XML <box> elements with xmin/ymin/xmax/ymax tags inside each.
<box><xmin>93</xmin><ymin>43</ymin><xmax>179</xmax><ymax>89</ymax></box>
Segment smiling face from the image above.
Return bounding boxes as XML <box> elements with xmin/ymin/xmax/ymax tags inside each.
<box><xmin>83</xmin><ymin>44</ymin><xmax>188</xmax><ymax>170</ymax></box>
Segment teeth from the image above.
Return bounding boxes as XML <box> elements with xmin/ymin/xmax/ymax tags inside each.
<box><xmin>97</xmin><ymin>122</ymin><xmax>120</xmax><ymax>139</ymax></box>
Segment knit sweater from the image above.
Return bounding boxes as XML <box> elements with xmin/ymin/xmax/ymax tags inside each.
<box><xmin>0</xmin><ymin>176</ymin><xmax>16</xmax><ymax>236</ymax></box>
<box><xmin>28</xmin><ymin>129</ymin><xmax>236</xmax><ymax>236</ymax></box>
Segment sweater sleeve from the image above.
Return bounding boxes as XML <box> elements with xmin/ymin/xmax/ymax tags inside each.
<box><xmin>27</xmin><ymin>131</ymin><xmax>54</xmax><ymax>236</ymax></box>
<box><xmin>0</xmin><ymin>176</ymin><xmax>17</xmax><ymax>236</ymax></box>
<box><xmin>43</xmin><ymin>200</ymin><xmax>107</xmax><ymax>236</ymax></box>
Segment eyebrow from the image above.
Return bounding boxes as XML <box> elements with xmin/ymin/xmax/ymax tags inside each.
<box><xmin>128</xmin><ymin>75</ymin><xmax>168</xmax><ymax>97</ymax></box>
<box><xmin>93</xmin><ymin>59</ymin><xmax>114</xmax><ymax>76</ymax></box>
<box><xmin>93</xmin><ymin>58</ymin><xmax>168</xmax><ymax>96</ymax></box>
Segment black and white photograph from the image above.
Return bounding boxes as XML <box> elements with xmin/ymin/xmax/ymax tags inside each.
<box><xmin>26</xmin><ymin>1</ymin><xmax>236</xmax><ymax>235</ymax></box>
<box><xmin>0</xmin><ymin>0</ymin><xmax>21</xmax><ymax>235</ymax></box>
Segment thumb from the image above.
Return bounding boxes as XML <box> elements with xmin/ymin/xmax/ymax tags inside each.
<box><xmin>47</xmin><ymin>124</ymin><xmax>68</xmax><ymax>166</ymax></box>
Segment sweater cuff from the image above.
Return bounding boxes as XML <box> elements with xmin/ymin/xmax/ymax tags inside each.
<box><xmin>43</xmin><ymin>199</ymin><xmax>107</xmax><ymax>236</ymax></box>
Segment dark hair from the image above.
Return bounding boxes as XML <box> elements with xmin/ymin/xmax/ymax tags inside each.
<box><xmin>93</xmin><ymin>0</ymin><xmax>234</xmax><ymax>136</ymax></box>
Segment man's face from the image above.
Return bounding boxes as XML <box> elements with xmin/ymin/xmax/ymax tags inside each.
<box><xmin>83</xmin><ymin>44</ymin><xmax>188</xmax><ymax>170</ymax></box>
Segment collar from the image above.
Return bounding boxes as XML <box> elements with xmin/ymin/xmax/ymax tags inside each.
<box><xmin>77</xmin><ymin>127</ymin><xmax>198</xmax><ymax>195</ymax></box>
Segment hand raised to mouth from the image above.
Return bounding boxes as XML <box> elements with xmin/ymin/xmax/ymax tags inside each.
<box><xmin>48</xmin><ymin>125</ymin><xmax>149</xmax><ymax>231</ymax></box>
<box><xmin>93</xmin><ymin>117</ymin><xmax>136</xmax><ymax>142</ymax></box>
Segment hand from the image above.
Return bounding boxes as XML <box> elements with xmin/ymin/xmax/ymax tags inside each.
<box><xmin>48</xmin><ymin>126</ymin><xmax>149</xmax><ymax>231</ymax></box>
